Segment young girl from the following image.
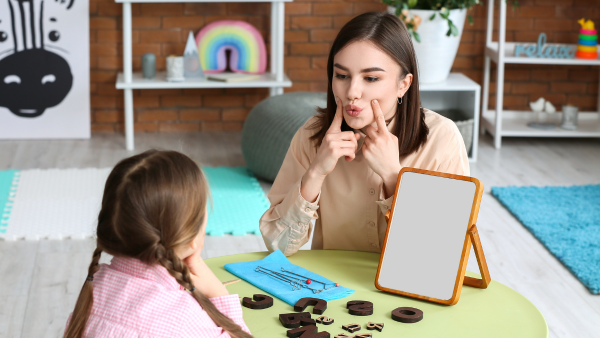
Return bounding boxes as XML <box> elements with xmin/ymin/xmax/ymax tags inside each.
<box><xmin>64</xmin><ymin>150</ymin><xmax>252</xmax><ymax>338</ymax></box>
<box><xmin>260</xmin><ymin>11</ymin><xmax>470</xmax><ymax>256</ymax></box>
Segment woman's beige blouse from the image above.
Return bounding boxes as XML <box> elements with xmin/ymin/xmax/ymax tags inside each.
<box><xmin>259</xmin><ymin>109</ymin><xmax>470</xmax><ymax>256</ymax></box>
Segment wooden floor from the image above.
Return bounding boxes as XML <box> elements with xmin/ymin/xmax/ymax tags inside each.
<box><xmin>1</xmin><ymin>132</ymin><xmax>599</xmax><ymax>338</ymax></box>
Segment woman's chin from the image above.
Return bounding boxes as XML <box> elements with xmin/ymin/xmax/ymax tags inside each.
<box><xmin>344</xmin><ymin>117</ymin><xmax>371</xmax><ymax>131</ymax></box>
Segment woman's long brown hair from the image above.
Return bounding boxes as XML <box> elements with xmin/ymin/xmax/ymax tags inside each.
<box><xmin>309</xmin><ymin>11</ymin><xmax>429</xmax><ymax>156</ymax></box>
<box><xmin>64</xmin><ymin>150</ymin><xmax>252</xmax><ymax>338</ymax></box>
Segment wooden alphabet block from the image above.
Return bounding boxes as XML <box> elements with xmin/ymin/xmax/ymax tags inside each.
<box><xmin>341</xmin><ymin>323</ymin><xmax>361</xmax><ymax>333</ymax></box>
<box><xmin>294</xmin><ymin>297</ymin><xmax>328</xmax><ymax>314</ymax></box>
<box><xmin>280</xmin><ymin>312</ymin><xmax>312</xmax><ymax>328</ymax></box>
<box><xmin>241</xmin><ymin>294</ymin><xmax>273</xmax><ymax>309</ymax></box>
<box><xmin>334</xmin><ymin>334</ymin><xmax>352</xmax><ymax>338</ymax></box>
<box><xmin>301</xmin><ymin>317</ymin><xmax>316</xmax><ymax>326</ymax></box>
<box><xmin>316</xmin><ymin>316</ymin><xmax>334</xmax><ymax>325</ymax></box>
<box><xmin>366</xmin><ymin>322</ymin><xmax>384</xmax><ymax>332</ymax></box>
<box><xmin>354</xmin><ymin>334</ymin><xmax>372</xmax><ymax>338</ymax></box>
<box><xmin>287</xmin><ymin>324</ymin><xmax>330</xmax><ymax>338</ymax></box>
<box><xmin>346</xmin><ymin>300</ymin><xmax>373</xmax><ymax>316</ymax></box>
<box><xmin>391</xmin><ymin>307</ymin><xmax>423</xmax><ymax>323</ymax></box>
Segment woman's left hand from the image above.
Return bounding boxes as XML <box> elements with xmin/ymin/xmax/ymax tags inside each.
<box><xmin>362</xmin><ymin>99</ymin><xmax>402</xmax><ymax>198</ymax></box>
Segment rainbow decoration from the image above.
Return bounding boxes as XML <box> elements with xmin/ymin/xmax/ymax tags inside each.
<box><xmin>196</xmin><ymin>20</ymin><xmax>267</xmax><ymax>74</ymax></box>
<box><xmin>576</xmin><ymin>18</ymin><xmax>598</xmax><ymax>59</ymax></box>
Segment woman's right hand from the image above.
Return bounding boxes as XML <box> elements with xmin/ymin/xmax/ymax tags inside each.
<box><xmin>308</xmin><ymin>97</ymin><xmax>361</xmax><ymax>177</ymax></box>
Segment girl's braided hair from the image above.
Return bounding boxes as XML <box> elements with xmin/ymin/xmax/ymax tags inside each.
<box><xmin>64</xmin><ymin>150</ymin><xmax>252</xmax><ymax>338</ymax></box>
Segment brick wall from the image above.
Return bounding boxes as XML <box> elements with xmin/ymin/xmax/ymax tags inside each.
<box><xmin>89</xmin><ymin>0</ymin><xmax>600</xmax><ymax>134</ymax></box>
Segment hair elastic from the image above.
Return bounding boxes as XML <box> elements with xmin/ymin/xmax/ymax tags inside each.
<box><xmin>86</xmin><ymin>275</ymin><xmax>94</xmax><ymax>282</ymax></box>
<box><xmin>190</xmin><ymin>286</ymin><xmax>196</xmax><ymax>292</ymax></box>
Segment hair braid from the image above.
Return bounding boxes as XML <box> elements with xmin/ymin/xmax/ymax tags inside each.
<box><xmin>158</xmin><ymin>246</ymin><xmax>252</xmax><ymax>338</ymax></box>
<box><xmin>63</xmin><ymin>248</ymin><xmax>103</xmax><ymax>338</ymax></box>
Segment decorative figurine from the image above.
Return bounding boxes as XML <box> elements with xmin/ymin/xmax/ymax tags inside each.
<box><xmin>141</xmin><ymin>53</ymin><xmax>156</xmax><ymax>79</ymax></box>
<box><xmin>166</xmin><ymin>55</ymin><xmax>185</xmax><ymax>82</ymax></box>
<box><xmin>184</xmin><ymin>31</ymin><xmax>204</xmax><ymax>78</ymax></box>
<box><xmin>561</xmin><ymin>104</ymin><xmax>579</xmax><ymax>130</ymax></box>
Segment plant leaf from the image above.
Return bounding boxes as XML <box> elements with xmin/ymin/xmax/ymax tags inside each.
<box><xmin>408</xmin><ymin>0</ymin><xmax>418</xmax><ymax>8</ymax></box>
<box><xmin>429</xmin><ymin>13</ymin><xmax>436</xmax><ymax>20</ymax></box>
<box><xmin>413</xmin><ymin>31</ymin><xmax>421</xmax><ymax>43</ymax></box>
<box><xmin>450</xmin><ymin>22</ymin><xmax>459</xmax><ymax>36</ymax></box>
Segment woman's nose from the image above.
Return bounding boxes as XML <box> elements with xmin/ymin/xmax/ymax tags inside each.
<box><xmin>346</xmin><ymin>78</ymin><xmax>361</xmax><ymax>102</ymax></box>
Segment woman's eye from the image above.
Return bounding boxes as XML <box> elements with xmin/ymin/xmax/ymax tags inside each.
<box><xmin>365</xmin><ymin>77</ymin><xmax>379</xmax><ymax>82</ymax></box>
<box><xmin>335</xmin><ymin>73</ymin><xmax>348</xmax><ymax>80</ymax></box>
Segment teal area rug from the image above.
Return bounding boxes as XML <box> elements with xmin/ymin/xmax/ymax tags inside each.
<box><xmin>492</xmin><ymin>184</ymin><xmax>600</xmax><ymax>294</ymax></box>
<box><xmin>203</xmin><ymin>167</ymin><xmax>270</xmax><ymax>236</ymax></box>
<box><xmin>0</xmin><ymin>170</ymin><xmax>18</xmax><ymax>234</ymax></box>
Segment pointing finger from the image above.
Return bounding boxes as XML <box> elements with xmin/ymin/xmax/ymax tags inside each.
<box><xmin>328</xmin><ymin>97</ymin><xmax>344</xmax><ymax>134</ymax></box>
<box><xmin>371</xmin><ymin>99</ymin><xmax>387</xmax><ymax>134</ymax></box>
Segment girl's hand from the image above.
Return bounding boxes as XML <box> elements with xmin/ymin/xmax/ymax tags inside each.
<box><xmin>184</xmin><ymin>249</ymin><xmax>229</xmax><ymax>298</ymax></box>
<box><xmin>362</xmin><ymin>99</ymin><xmax>402</xmax><ymax>198</ymax></box>
<box><xmin>308</xmin><ymin>97</ymin><xmax>361</xmax><ymax>178</ymax></box>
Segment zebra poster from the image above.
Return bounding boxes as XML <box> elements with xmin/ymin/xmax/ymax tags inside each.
<box><xmin>0</xmin><ymin>0</ymin><xmax>89</xmax><ymax>139</ymax></box>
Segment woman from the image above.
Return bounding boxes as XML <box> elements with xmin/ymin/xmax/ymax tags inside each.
<box><xmin>260</xmin><ymin>12</ymin><xmax>469</xmax><ymax>256</ymax></box>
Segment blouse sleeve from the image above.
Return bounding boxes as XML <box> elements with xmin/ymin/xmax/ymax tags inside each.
<box><xmin>436</xmin><ymin>125</ymin><xmax>470</xmax><ymax>176</ymax></box>
<box><xmin>259</xmin><ymin>120</ymin><xmax>320</xmax><ymax>257</ymax></box>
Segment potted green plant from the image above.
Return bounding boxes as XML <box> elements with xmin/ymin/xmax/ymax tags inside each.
<box><xmin>383</xmin><ymin>0</ymin><xmax>518</xmax><ymax>83</ymax></box>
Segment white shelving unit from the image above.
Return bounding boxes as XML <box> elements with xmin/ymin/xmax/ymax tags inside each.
<box><xmin>115</xmin><ymin>0</ymin><xmax>293</xmax><ymax>150</ymax></box>
<box><xmin>481</xmin><ymin>0</ymin><xmax>600</xmax><ymax>149</ymax></box>
<box><xmin>420</xmin><ymin>73</ymin><xmax>481</xmax><ymax>162</ymax></box>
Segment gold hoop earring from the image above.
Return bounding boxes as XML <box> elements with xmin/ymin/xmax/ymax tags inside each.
<box><xmin>397</xmin><ymin>96</ymin><xmax>403</xmax><ymax>105</ymax></box>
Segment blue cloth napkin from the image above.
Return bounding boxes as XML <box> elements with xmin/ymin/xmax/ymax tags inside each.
<box><xmin>224</xmin><ymin>250</ymin><xmax>355</xmax><ymax>306</ymax></box>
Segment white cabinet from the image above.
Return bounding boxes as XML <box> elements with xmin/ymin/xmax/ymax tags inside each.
<box><xmin>421</xmin><ymin>73</ymin><xmax>480</xmax><ymax>162</ymax></box>
<box><xmin>481</xmin><ymin>0</ymin><xmax>600</xmax><ymax>149</ymax></box>
<box><xmin>115</xmin><ymin>0</ymin><xmax>293</xmax><ymax>150</ymax></box>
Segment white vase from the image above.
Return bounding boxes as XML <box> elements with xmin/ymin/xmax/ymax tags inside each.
<box><xmin>388</xmin><ymin>7</ymin><xmax>467</xmax><ymax>84</ymax></box>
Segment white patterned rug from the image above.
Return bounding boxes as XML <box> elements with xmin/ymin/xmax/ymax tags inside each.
<box><xmin>0</xmin><ymin>168</ymin><xmax>110</xmax><ymax>240</ymax></box>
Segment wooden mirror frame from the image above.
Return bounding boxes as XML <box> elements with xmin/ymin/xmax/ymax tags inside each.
<box><xmin>375</xmin><ymin>167</ymin><xmax>491</xmax><ymax>305</ymax></box>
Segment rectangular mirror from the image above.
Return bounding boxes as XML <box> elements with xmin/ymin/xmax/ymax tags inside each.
<box><xmin>375</xmin><ymin>167</ymin><xmax>484</xmax><ymax>305</ymax></box>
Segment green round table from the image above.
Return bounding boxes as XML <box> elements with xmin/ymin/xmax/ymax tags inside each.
<box><xmin>206</xmin><ymin>250</ymin><xmax>548</xmax><ymax>338</ymax></box>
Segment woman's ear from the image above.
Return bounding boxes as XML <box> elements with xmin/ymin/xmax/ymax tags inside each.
<box><xmin>397</xmin><ymin>73</ymin><xmax>413</xmax><ymax>98</ymax></box>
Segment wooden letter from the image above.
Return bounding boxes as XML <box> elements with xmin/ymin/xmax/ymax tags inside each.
<box><xmin>354</xmin><ymin>334</ymin><xmax>372</xmax><ymax>338</ymax></box>
<box><xmin>366</xmin><ymin>322</ymin><xmax>384</xmax><ymax>332</ymax></box>
<box><xmin>241</xmin><ymin>294</ymin><xmax>273</xmax><ymax>309</ymax></box>
<box><xmin>287</xmin><ymin>325</ymin><xmax>330</xmax><ymax>338</ymax></box>
<box><xmin>341</xmin><ymin>323</ymin><xmax>361</xmax><ymax>333</ymax></box>
<box><xmin>301</xmin><ymin>317</ymin><xmax>316</xmax><ymax>326</ymax></box>
<box><xmin>391</xmin><ymin>307</ymin><xmax>423</xmax><ymax>323</ymax></box>
<box><xmin>316</xmin><ymin>316</ymin><xmax>334</xmax><ymax>325</ymax></box>
<box><xmin>346</xmin><ymin>300</ymin><xmax>373</xmax><ymax>316</ymax></box>
<box><xmin>280</xmin><ymin>312</ymin><xmax>312</xmax><ymax>328</ymax></box>
<box><xmin>294</xmin><ymin>297</ymin><xmax>328</xmax><ymax>314</ymax></box>
<box><xmin>334</xmin><ymin>334</ymin><xmax>352</xmax><ymax>338</ymax></box>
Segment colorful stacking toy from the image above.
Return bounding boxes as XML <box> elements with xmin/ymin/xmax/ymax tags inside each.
<box><xmin>576</xmin><ymin>18</ymin><xmax>598</xmax><ymax>59</ymax></box>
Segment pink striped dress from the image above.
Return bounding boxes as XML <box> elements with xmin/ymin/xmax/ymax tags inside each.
<box><xmin>66</xmin><ymin>257</ymin><xmax>251</xmax><ymax>338</ymax></box>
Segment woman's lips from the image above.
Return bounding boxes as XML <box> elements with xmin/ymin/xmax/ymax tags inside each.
<box><xmin>345</xmin><ymin>104</ymin><xmax>362</xmax><ymax>117</ymax></box>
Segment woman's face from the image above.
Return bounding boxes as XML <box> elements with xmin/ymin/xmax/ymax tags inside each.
<box><xmin>332</xmin><ymin>40</ymin><xmax>412</xmax><ymax>131</ymax></box>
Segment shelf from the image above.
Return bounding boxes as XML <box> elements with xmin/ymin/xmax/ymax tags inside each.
<box><xmin>117</xmin><ymin>72</ymin><xmax>291</xmax><ymax>90</ymax></box>
<box><xmin>482</xmin><ymin>110</ymin><xmax>600</xmax><ymax>137</ymax></box>
<box><xmin>116</xmin><ymin>0</ymin><xmax>291</xmax><ymax>3</ymax></box>
<box><xmin>420</xmin><ymin>73</ymin><xmax>481</xmax><ymax>91</ymax></box>
<box><xmin>485</xmin><ymin>42</ymin><xmax>600</xmax><ymax>66</ymax></box>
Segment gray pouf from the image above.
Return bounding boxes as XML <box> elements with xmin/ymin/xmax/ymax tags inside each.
<box><xmin>242</xmin><ymin>92</ymin><xmax>326</xmax><ymax>182</ymax></box>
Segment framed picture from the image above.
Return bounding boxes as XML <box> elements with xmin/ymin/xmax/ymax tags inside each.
<box><xmin>0</xmin><ymin>0</ymin><xmax>90</xmax><ymax>139</ymax></box>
